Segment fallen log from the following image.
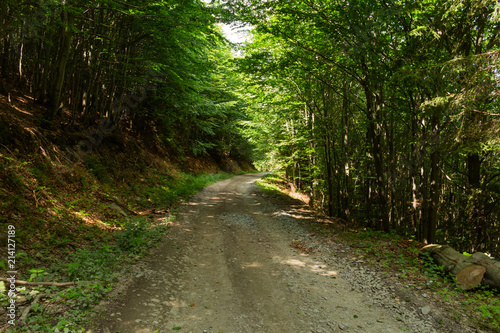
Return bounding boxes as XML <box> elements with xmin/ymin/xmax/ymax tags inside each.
<box><xmin>421</xmin><ymin>244</ymin><xmax>500</xmax><ymax>290</ymax></box>
<box><xmin>456</xmin><ymin>265</ymin><xmax>486</xmax><ymax>290</ymax></box>
<box><xmin>470</xmin><ymin>252</ymin><xmax>500</xmax><ymax>290</ymax></box>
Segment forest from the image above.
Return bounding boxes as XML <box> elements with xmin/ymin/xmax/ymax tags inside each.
<box><xmin>1</xmin><ymin>0</ymin><xmax>500</xmax><ymax>331</ymax></box>
<box><xmin>1</xmin><ymin>0</ymin><xmax>252</xmax><ymax>161</ymax></box>
<box><xmin>224</xmin><ymin>0</ymin><xmax>500</xmax><ymax>257</ymax></box>
<box><xmin>1</xmin><ymin>0</ymin><xmax>500</xmax><ymax>256</ymax></box>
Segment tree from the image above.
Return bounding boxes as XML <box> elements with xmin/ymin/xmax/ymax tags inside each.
<box><xmin>224</xmin><ymin>0</ymin><xmax>500</xmax><ymax>256</ymax></box>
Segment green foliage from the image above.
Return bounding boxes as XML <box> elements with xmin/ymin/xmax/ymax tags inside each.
<box><xmin>226</xmin><ymin>0</ymin><xmax>500</xmax><ymax>257</ymax></box>
<box><xmin>60</xmin><ymin>245</ymin><xmax>119</xmax><ymax>281</ymax></box>
<box><xmin>58</xmin><ymin>283</ymin><xmax>111</xmax><ymax>310</ymax></box>
<box><xmin>15</xmin><ymin>282</ymin><xmax>110</xmax><ymax>333</ymax></box>
<box><xmin>1</xmin><ymin>0</ymin><xmax>253</xmax><ymax>163</ymax></box>
<box><xmin>255</xmin><ymin>174</ymin><xmax>288</xmax><ymax>197</ymax></box>
<box><xmin>115</xmin><ymin>218</ymin><xmax>168</xmax><ymax>254</ymax></box>
<box><xmin>420</xmin><ymin>252</ymin><xmax>448</xmax><ymax>282</ymax></box>
<box><xmin>476</xmin><ymin>297</ymin><xmax>500</xmax><ymax>331</ymax></box>
<box><xmin>28</xmin><ymin>269</ymin><xmax>49</xmax><ymax>282</ymax></box>
<box><xmin>84</xmin><ymin>156</ymin><xmax>110</xmax><ymax>183</ymax></box>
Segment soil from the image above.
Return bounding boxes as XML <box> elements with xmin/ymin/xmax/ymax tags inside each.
<box><xmin>94</xmin><ymin>173</ymin><xmax>482</xmax><ymax>333</ymax></box>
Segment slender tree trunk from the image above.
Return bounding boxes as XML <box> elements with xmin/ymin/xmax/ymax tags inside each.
<box><xmin>1</xmin><ymin>35</ymin><xmax>10</xmax><ymax>78</ymax></box>
<box><xmin>18</xmin><ymin>36</ymin><xmax>23</xmax><ymax>77</ymax></box>
<box><xmin>422</xmin><ymin>108</ymin><xmax>441</xmax><ymax>244</ymax></box>
<box><xmin>324</xmin><ymin>130</ymin><xmax>335</xmax><ymax>217</ymax></box>
<box><xmin>340</xmin><ymin>80</ymin><xmax>350</xmax><ymax>219</ymax></box>
<box><xmin>467</xmin><ymin>153</ymin><xmax>481</xmax><ymax>188</ymax></box>
<box><xmin>424</xmin><ymin>149</ymin><xmax>440</xmax><ymax>243</ymax></box>
<box><xmin>364</xmin><ymin>82</ymin><xmax>390</xmax><ymax>232</ymax></box>
<box><xmin>47</xmin><ymin>7</ymin><xmax>73</xmax><ymax>120</ymax></box>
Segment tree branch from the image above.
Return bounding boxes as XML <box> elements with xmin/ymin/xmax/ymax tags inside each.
<box><xmin>0</xmin><ymin>278</ymin><xmax>91</xmax><ymax>286</ymax></box>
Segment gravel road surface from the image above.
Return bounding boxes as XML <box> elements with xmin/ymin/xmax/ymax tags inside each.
<box><xmin>99</xmin><ymin>173</ymin><xmax>481</xmax><ymax>333</ymax></box>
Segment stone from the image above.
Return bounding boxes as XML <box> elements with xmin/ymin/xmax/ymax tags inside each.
<box><xmin>421</xmin><ymin>306</ymin><xmax>431</xmax><ymax>315</ymax></box>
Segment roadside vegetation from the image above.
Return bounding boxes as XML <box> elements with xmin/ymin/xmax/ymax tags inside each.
<box><xmin>258</xmin><ymin>173</ymin><xmax>500</xmax><ymax>332</ymax></box>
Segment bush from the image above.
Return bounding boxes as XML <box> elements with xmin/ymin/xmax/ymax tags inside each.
<box><xmin>61</xmin><ymin>245</ymin><xmax>118</xmax><ymax>281</ymax></box>
<box><xmin>115</xmin><ymin>217</ymin><xmax>168</xmax><ymax>254</ymax></box>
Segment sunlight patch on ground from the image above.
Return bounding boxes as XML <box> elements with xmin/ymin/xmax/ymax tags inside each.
<box><xmin>164</xmin><ymin>300</ymin><xmax>186</xmax><ymax>308</ymax></box>
<box><xmin>74</xmin><ymin>211</ymin><xmax>116</xmax><ymax>230</ymax></box>
<box><xmin>283</xmin><ymin>258</ymin><xmax>306</xmax><ymax>267</ymax></box>
<box><xmin>242</xmin><ymin>262</ymin><xmax>263</xmax><ymax>269</ymax></box>
<box><xmin>279</xmin><ymin>256</ymin><xmax>337</xmax><ymax>276</ymax></box>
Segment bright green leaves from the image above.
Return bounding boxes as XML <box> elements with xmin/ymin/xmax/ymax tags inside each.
<box><xmin>227</xmin><ymin>0</ymin><xmax>500</xmax><ymax>252</ymax></box>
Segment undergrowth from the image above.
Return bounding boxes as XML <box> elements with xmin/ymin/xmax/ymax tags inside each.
<box><xmin>0</xmin><ymin>151</ymin><xmax>237</xmax><ymax>332</ymax></box>
<box><xmin>1</xmin><ymin>216</ymin><xmax>171</xmax><ymax>332</ymax></box>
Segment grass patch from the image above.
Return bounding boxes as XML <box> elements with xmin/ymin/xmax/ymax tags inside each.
<box><xmin>255</xmin><ymin>173</ymin><xmax>288</xmax><ymax>197</ymax></box>
<box><xmin>132</xmin><ymin>171</ymin><xmax>232</xmax><ymax>209</ymax></box>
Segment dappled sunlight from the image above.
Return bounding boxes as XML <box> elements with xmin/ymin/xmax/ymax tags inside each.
<box><xmin>242</xmin><ymin>261</ymin><xmax>263</xmax><ymax>269</ymax></box>
<box><xmin>278</xmin><ymin>256</ymin><xmax>338</xmax><ymax>277</ymax></box>
<box><xmin>74</xmin><ymin>211</ymin><xmax>117</xmax><ymax>230</ymax></box>
<box><xmin>131</xmin><ymin>328</ymin><xmax>153</xmax><ymax>333</ymax></box>
<box><xmin>283</xmin><ymin>258</ymin><xmax>306</xmax><ymax>267</ymax></box>
<box><xmin>272</xmin><ymin>209</ymin><xmax>315</xmax><ymax>221</ymax></box>
<box><xmin>157</xmin><ymin>216</ymin><xmax>175</xmax><ymax>225</ymax></box>
<box><xmin>323</xmin><ymin>270</ymin><xmax>338</xmax><ymax>277</ymax></box>
<box><xmin>164</xmin><ymin>300</ymin><xmax>187</xmax><ymax>308</ymax></box>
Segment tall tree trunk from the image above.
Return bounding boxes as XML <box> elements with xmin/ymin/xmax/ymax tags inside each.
<box><xmin>423</xmin><ymin>149</ymin><xmax>440</xmax><ymax>243</ymax></box>
<box><xmin>324</xmin><ymin>130</ymin><xmax>335</xmax><ymax>217</ymax></box>
<box><xmin>467</xmin><ymin>153</ymin><xmax>481</xmax><ymax>188</ymax></box>
<box><xmin>1</xmin><ymin>35</ymin><xmax>10</xmax><ymax>78</ymax></box>
<box><xmin>47</xmin><ymin>7</ymin><xmax>73</xmax><ymax>120</ymax></box>
<box><xmin>422</xmin><ymin>107</ymin><xmax>441</xmax><ymax>244</ymax></box>
<box><xmin>340</xmin><ymin>79</ymin><xmax>350</xmax><ymax>219</ymax></box>
<box><xmin>364</xmin><ymin>82</ymin><xmax>389</xmax><ymax>232</ymax></box>
<box><xmin>409</xmin><ymin>92</ymin><xmax>420</xmax><ymax>237</ymax></box>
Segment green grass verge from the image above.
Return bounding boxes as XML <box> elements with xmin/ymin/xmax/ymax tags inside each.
<box><xmin>255</xmin><ymin>173</ymin><xmax>289</xmax><ymax>197</ymax></box>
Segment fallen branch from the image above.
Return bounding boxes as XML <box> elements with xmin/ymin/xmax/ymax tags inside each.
<box><xmin>0</xmin><ymin>278</ymin><xmax>90</xmax><ymax>287</ymax></box>
<box><xmin>20</xmin><ymin>293</ymin><xmax>47</xmax><ymax>323</ymax></box>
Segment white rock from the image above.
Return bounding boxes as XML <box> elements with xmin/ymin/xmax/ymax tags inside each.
<box><xmin>421</xmin><ymin>306</ymin><xmax>431</xmax><ymax>315</ymax></box>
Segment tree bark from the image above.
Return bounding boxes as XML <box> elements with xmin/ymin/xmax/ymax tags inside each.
<box><xmin>363</xmin><ymin>82</ymin><xmax>389</xmax><ymax>232</ymax></box>
<box><xmin>47</xmin><ymin>6</ymin><xmax>73</xmax><ymax>120</ymax></box>
<box><xmin>422</xmin><ymin>244</ymin><xmax>500</xmax><ymax>290</ymax></box>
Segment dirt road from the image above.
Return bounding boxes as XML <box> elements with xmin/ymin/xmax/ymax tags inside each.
<box><xmin>99</xmin><ymin>173</ymin><xmax>478</xmax><ymax>333</ymax></box>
